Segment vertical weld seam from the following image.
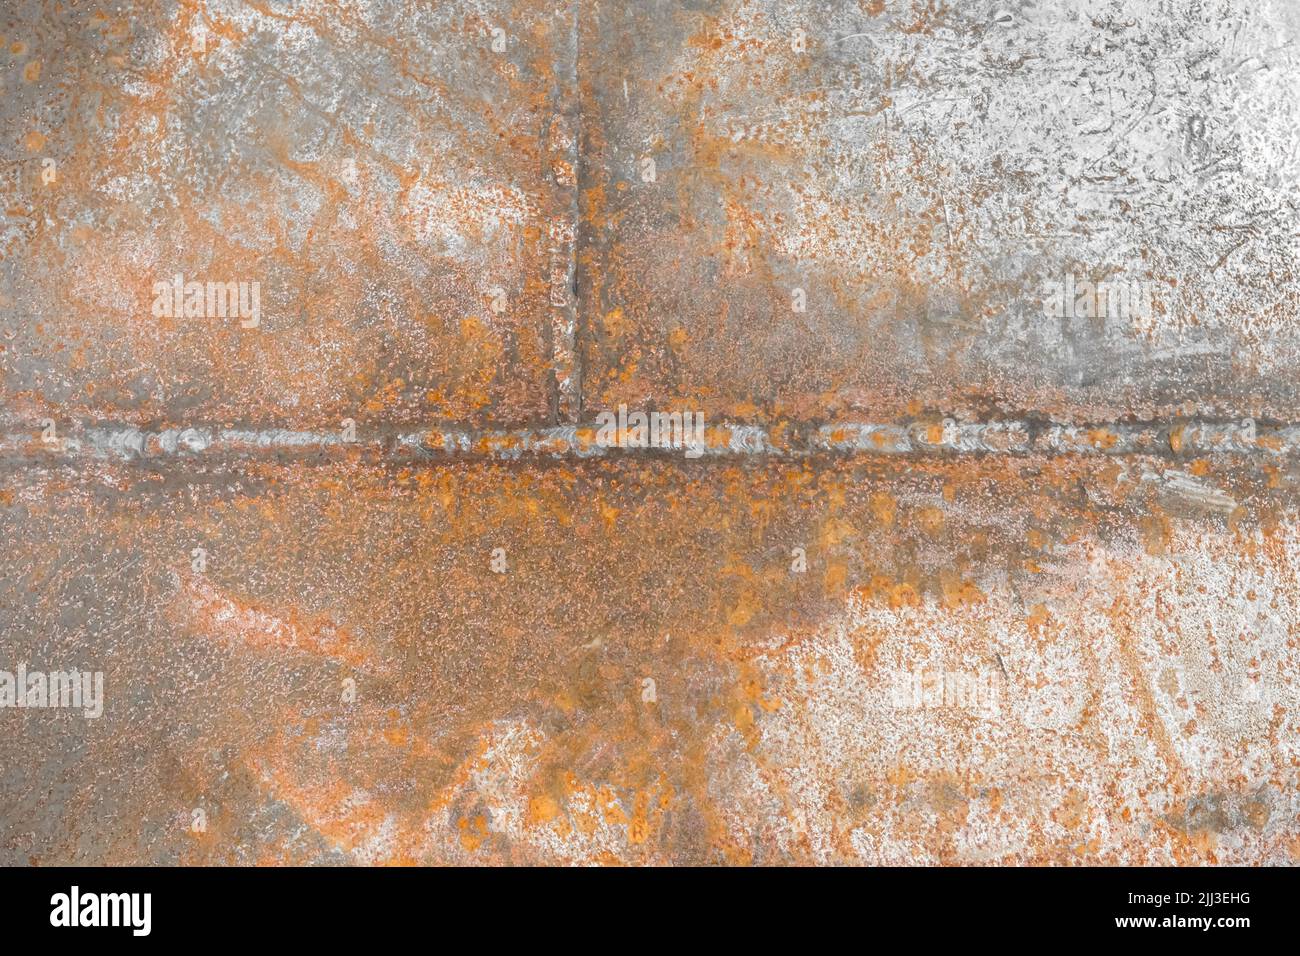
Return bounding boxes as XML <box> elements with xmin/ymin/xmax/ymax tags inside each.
<box><xmin>549</xmin><ymin>0</ymin><xmax>582</xmax><ymax>424</ymax></box>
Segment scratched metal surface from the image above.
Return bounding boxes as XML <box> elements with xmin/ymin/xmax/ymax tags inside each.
<box><xmin>579</xmin><ymin>0</ymin><xmax>1300</xmax><ymax>424</ymax></box>
<box><xmin>1</xmin><ymin>0</ymin><xmax>1299</xmax><ymax>866</ymax></box>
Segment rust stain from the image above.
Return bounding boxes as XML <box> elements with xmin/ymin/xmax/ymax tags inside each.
<box><xmin>2</xmin><ymin>0</ymin><xmax>1299</xmax><ymax>869</ymax></box>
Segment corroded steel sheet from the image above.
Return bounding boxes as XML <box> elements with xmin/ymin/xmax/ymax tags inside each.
<box><xmin>579</xmin><ymin>0</ymin><xmax>1300</xmax><ymax>423</ymax></box>
<box><xmin>1</xmin><ymin>0</ymin><xmax>1298</xmax><ymax>868</ymax></box>
<box><xmin>1</xmin><ymin>0</ymin><xmax>576</xmax><ymax>427</ymax></box>
<box><xmin>1</xmin><ymin>456</ymin><xmax>1297</xmax><ymax>864</ymax></box>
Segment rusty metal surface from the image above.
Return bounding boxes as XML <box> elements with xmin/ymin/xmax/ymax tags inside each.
<box><xmin>2</xmin><ymin>0</ymin><xmax>1299</xmax><ymax>866</ymax></box>
<box><xmin>1</xmin><ymin>0</ymin><xmax>577</xmax><ymax>427</ymax></box>
<box><xmin>579</xmin><ymin>0</ymin><xmax>1300</xmax><ymax>424</ymax></box>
